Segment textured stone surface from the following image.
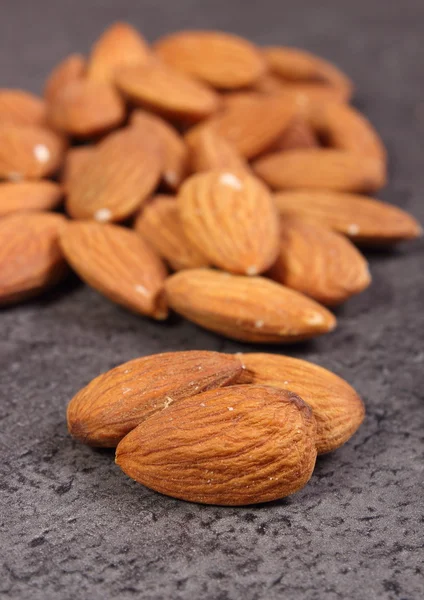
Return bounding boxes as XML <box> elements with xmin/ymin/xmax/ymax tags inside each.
<box><xmin>1</xmin><ymin>1</ymin><xmax>423</xmax><ymax>599</ymax></box>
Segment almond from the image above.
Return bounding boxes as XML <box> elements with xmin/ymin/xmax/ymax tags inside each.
<box><xmin>253</xmin><ymin>149</ymin><xmax>386</xmax><ymax>193</ymax></box>
<box><xmin>116</xmin><ymin>61</ymin><xmax>220</xmax><ymax>122</ymax></box>
<box><xmin>237</xmin><ymin>353</ymin><xmax>364</xmax><ymax>454</ymax></box>
<box><xmin>154</xmin><ymin>30</ymin><xmax>265</xmax><ymax>89</ymax></box>
<box><xmin>86</xmin><ymin>22</ymin><xmax>151</xmax><ymax>83</ymax></box>
<box><xmin>59</xmin><ymin>221</ymin><xmax>168</xmax><ymax>320</ymax></box>
<box><xmin>178</xmin><ymin>170</ymin><xmax>280</xmax><ymax>275</ymax></box>
<box><xmin>130</xmin><ymin>110</ymin><xmax>189</xmax><ymax>190</ymax></box>
<box><xmin>115</xmin><ymin>384</ymin><xmax>317</xmax><ymax>505</ymax></box>
<box><xmin>0</xmin><ymin>124</ymin><xmax>66</xmax><ymax>180</ymax></box>
<box><xmin>268</xmin><ymin>216</ymin><xmax>371</xmax><ymax>305</ymax></box>
<box><xmin>269</xmin><ymin>116</ymin><xmax>319</xmax><ymax>153</ymax></box>
<box><xmin>165</xmin><ymin>268</ymin><xmax>336</xmax><ymax>342</ymax></box>
<box><xmin>186</xmin><ymin>127</ymin><xmax>250</xmax><ymax>175</ymax></box>
<box><xmin>134</xmin><ymin>195</ymin><xmax>209</xmax><ymax>271</ymax></box>
<box><xmin>47</xmin><ymin>79</ymin><xmax>125</xmax><ymax>138</ymax></box>
<box><xmin>274</xmin><ymin>190</ymin><xmax>422</xmax><ymax>245</ymax></box>
<box><xmin>254</xmin><ymin>76</ymin><xmax>347</xmax><ymax>104</ymax></box>
<box><xmin>263</xmin><ymin>47</ymin><xmax>353</xmax><ymax>100</ymax></box>
<box><xmin>309</xmin><ymin>102</ymin><xmax>387</xmax><ymax>162</ymax></box>
<box><xmin>61</xmin><ymin>145</ymin><xmax>96</xmax><ymax>192</ymax></box>
<box><xmin>44</xmin><ymin>54</ymin><xmax>86</xmax><ymax>103</ymax></box>
<box><xmin>67</xmin><ymin>350</ymin><xmax>243</xmax><ymax>447</ymax></box>
<box><xmin>197</xmin><ymin>93</ymin><xmax>297</xmax><ymax>158</ymax></box>
<box><xmin>0</xmin><ymin>181</ymin><xmax>62</xmax><ymax>216</ymax></box>
<box><xmin>0</xmin><ymin>89</ymin><xmax>46</xmax><ymax>126</ymax></box>
<box><xmin>0</xmin><ymin>212</ymin><xmax>67</xmax><ymax>305</ymax></box>
<box><xmin>66</xmin><ymin>127</ymin><xmax>161</xmax><ymax>222</ymax></box>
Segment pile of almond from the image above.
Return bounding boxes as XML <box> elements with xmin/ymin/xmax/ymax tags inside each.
<box><xmin>68</xmin><ymin>350</ymin><xmax>365</xmax><ymax>505</ymax></box>
<box><xmin>0</xmin><ymin>22</ymin><xmax>421</xmax><ymax>343</ymax></box>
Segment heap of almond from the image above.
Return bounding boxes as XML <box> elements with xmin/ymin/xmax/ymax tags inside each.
<box><xmin>0</xmin><ymin>22</ymin><xmax>421</xmax><ymax>343</ymax></box>
<box><xmin>68</xmin><ymin>350</ymin><xmax>365</xmax><ymax>505</ymax></box>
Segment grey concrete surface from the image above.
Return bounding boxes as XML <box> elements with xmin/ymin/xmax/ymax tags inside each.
<box><xmin>1</xmin><ymin>1</ymin><xmax>423</xmax><ymax>599</ymax></box>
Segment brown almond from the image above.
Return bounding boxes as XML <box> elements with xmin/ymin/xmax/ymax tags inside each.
<box><xmin>263</xmin><ymin>46</ymin><xmax>353</xmax><ymax>100</ymax></box>
<box><xmin>0</xmin><ymin>181</ymin><xmax>62</xmax><ymax>217</ymax></box>
<box><xmin>274</xmin><ymin>190</ymin><xmax>422</xmax><ymax>245</ymax></box>
<box><xmin>154</xmin><ymin>30</ymin><xmax>265</xmax><ymax>89</ymax></box>
<box><xmin>0</xmin><ymin>212</ymin><xmax>67</xmax><ymax>305</ymax></box>
<box><xmin>116</xmin><ymin>61</ymin><xmax>220</xmax><ymax>122</ymax></box>
<box><xmin>237</xmin><ymin>353</ymin><xmax>365</xmax><ymax>454</ymax></box>
<box><xmin>0</xmin><ymin>89</ymin><xmax>46</xmax><ymax>126</ymax></box>
<box><xmin>0</xmin><ymin>124</ymin><xmax>66</xmax><ymax>180</ymax></box>
<box><xmin>59</xmin><ymin>221</ymin><xmax>168</xmax><ymax>320</ymax></box>
<box><xmin>254</xmin><ymin>76</ymin><xmax>347</xmax><ymax>104</ymax></box>
<box><xmin>47</xmin><ymin>79</ymin><xmax>125</xmax><ymax>138</ymax></box>
<box><xmin>165</xmin><ymin>268</ymin><xmax>336</xmax><ymax>343</ymax></box>
<box><xmin>115</xmin><ymin>384</ymin><xmax>317</xmax><ymax>505</ymax></box>
<box><xmin>87</xmin><ymin>22</ymin><xmax>151</xmax><ymax>83</ymax></box>
<box><xmin>253</xmin><ymin>149</ymin><xmax>386</xmax><ymax>193</ymax></box>
<box><xmin>61</xmin><ymin>145</ymin><xmax>96</xmax><ymax>192</ymax></box>
<box><xmin>186</xmin><ymin>127</ymin><xmax>250</xmax><ymax>175</ymax></box>
<box><xmin>134</xmin><ymin>195</ymin><xmax>209</xmax><ymax>271</ymax></box>
<box><xmin>44</xmin><ymin>54</ymin><xmax>86</xmax><ymax>103</ymax></box>
<box><xmin>269</xmin><ymin>116</ymin><xmax>319</xmax><ymax>153</ymax></box>
<box><xmin>66</xmin><ymin>127</ymin><xmax>161</xmax><ymax>222</ymax></box>
<box><xmin>130</xmin><ymin>110</ymin><xmax>189</xmax><ymax>190</ymax></box>
<box><xmin>67</xmin><ymin>350</ymin><xmax>244</xmax><ymax>447</ymax></box>
<box><xmin>178</xmin><ymin>170</ymin><xmax>280</xmax><ymax>275</ymax></box>
<box><xmin>268</xmin><ymin>216</ymin><xmax>371</xmax><ymax>305</ymax></box>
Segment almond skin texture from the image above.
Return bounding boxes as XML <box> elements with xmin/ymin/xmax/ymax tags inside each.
<box><xmin>130</xmin><ymin>110</ymin><xmax>189</xmax><ymax>190</ymax></box>
<box><xmin>263</xmin><ymin>47</ymin><xmax>353</xmax><ymax>100</ymax></box>
<box><xmin>115</xmin><ymin>384</ymin><xmax>317</xmax><ymax>505</ymax></box>
<box><xmin>67</xmin><ymin>351</ymin><xmax>243</xmax><ymax>447</ymax></box>
<box><xmin>165</xmin><ymin>268</ymin><xmax>336</xmax><ymax>343</ymax></box>
<box><xmin>86</xmin><ymin>22</ymin><xmax>151</xmax><ymax>83</ymax></box>
<box><xmin>178</xmin><ymin>170</ymin><xmax>280</xmax><ymax>275</ymax></box>
<box><xmin>0</xmin><ymin>212</ymin><xmax>67</xmax><ymax>305</ymax></box>
<box><xmin>47</xmin><ymin>79</ymin><xmax>125</xmax><ymax>138</ymax></box>
<box><xmin>60</xmin><ymin>221</ymin><xmax>168</xmax><ymax>320</ymax></box>
<box><xmin>274</xmin><ymin>191</ymin><xmax>422</xmax><ymax>245</ymax></box>
<box><xmin>268</xmin><ymin>217</ymin><xmax>371</xmax><ymax>305</ymax></box>
<box><xmin>116</xmin><ymin>62</ymin><xmax>220</xmax><ymax>122</ymax></box>
<box><xmin>253</xmin><ymin>149</ymin><xmax>386</xmax><ymax>193</ymax></box>
<box><xmin>237</xmin><ymin>354</ymin><xmax>365</xmax><ymax>454</ymax></box>
<box><xmin>0</xmin><ymin>125</ymin><xmax>65</xmax><ymax>180</ymax></box>
<box><xmin>186</xmin><ymin>127</ymin><xmax>250</xmax><ymax>175</ymax></box>
<box><xmin>66</xmin><ymin>127</ymin><xmax>161</xmax><ymax>222</ymax></box>
<box><xmin>198</xmin><ymin>94</ymin><xmax>297</xmax><ymax>159</ymax></box>
<box><xmin>0</xmin><ymin>89</ymin><xmax>46</xmax><ymax>126</ymax></box>
<box><xmin>154</xmin><ymin>30</ymin><xmax>265</xmax><ymax>89</ymax></box>
<box><xmin>44</xmin><ymin>54</ymin><xmax>86</xmax><ymax>103</ymax></box>
<box><xmin>134</xmin><ymin>195</ymin><xmax>209</xmax><ymax>271</ymax></box>
<box><xmin>0</xmin><ymin>181</ymin><xmax>62</xmax><ymax>216</ymax></box>
<box><xmin>61</xmin><ymin>145</ymin><xmax>96</xmax><ymax>192</ymax></box>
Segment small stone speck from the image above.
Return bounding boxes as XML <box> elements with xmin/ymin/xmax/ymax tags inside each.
<box><xmin>33</xmin><ymin>144</ymin><xmax>50</xmax><ymax>163</ymax></box>
<box><xmin>94</xmin><ymin>208</ymin><xmax>112</xmax><ymax>223</ymax></box>
<box><xmin>219</xmin><ymin>172</ymin><xmax>243</xmax><ymax>190</ymax></box>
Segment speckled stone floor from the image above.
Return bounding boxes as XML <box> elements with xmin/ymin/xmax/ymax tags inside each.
<box><xmin>1</xmin><ymin>1</ymin><xmax>423</xmax><ymax>599</ymax></box>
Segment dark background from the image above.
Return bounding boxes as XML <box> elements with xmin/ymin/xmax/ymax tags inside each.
<box><xmin>1</xmin><ymin>1</ymin><xmax>423</xmax><ymax>599</ymax></box>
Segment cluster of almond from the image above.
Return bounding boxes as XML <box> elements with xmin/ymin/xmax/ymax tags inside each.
<box><xmin>68</xmin><ymin>350</ymin><xmax>365</xmax><ymax>505</ymax></box>
<box><xmin>0</xmin><ymin>23</ymin><xmax>421</xmax><ymax>342</ymax></box>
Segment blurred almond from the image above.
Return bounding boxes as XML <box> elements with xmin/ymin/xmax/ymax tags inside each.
<box><xmin>116</xmin><ymin>61</ymin><xmax>220</xmax><ymax>122</ymax></box>
<box><xmin>269</xmin><ymin>116</ymin><xmax>319</xmax><ymax>152</ymax></box>
<box><xmin>178</xmin><ymin>170</ymin><xmax>279</xmax><ymax>275</ymax></box>
<box><xmin>60</xmin><ymin>221</ymin><xmax>168</xmax><ymax>320</ymax></box>
<box><xmin>254</xmin><ymin>76</ymin><xmax>347</xmax><ymax>104</ymax></box>
<box><xmin>274</xmin><ymin>190</ymin><xmax>422</xmax><ymax>245</ymax></box>
<box><xmin>0</xmin><ymin>181</ymin><xmax>62</xmax><ymax>216</ymax></box>
<box><xmin>268</xmin><ymin>216</ymin><xmax>371</xmax><ymax>305</ymax></box>
<box><xmin>44</xmin><ymin>54</ymin><xmax>86</xmax><ymax>103</ymax></box>
<box><xmin>0</xmin><ymin>212</ymin><xmax>67</xmax><ymax>305</ymax></box>
<box><xmin>62</xmin><ymin>145</ymin><xmax>96</xmax><ymax>192</ymax></box>
<box><xmin>253</xmin><ymin>149</ymin><xmax>386</xmax><ymax>193</ymax></box>
<box><xmin>0</xmin><ymin>124</ymin><xmax>66</xmax><ymax>180</ymax></box>
<box><xmin>186</xmin><ymin>127</ymin><xmax>250</xmax><ymax>175</ymax></box>
<box><xmin>67</xmin><ymin>350</ymin><xmax>243</xmax><ymax>447</ymax></box>
<box><xmin>66</xmin><ymin>127</ymin><xmax>161</xmax><ymax>222</ymax></box>
<box><xmin>237</xmin><ymin>353</ymin><xmax>365</xmax><ymax>454</ymax></box>
<box><xmin>154</xmin><ymin>30</ymin><xmax>265</xmax><ymax>89</ymax></box>
<box><xmin>87</xmin><ymin>22</ymin><xmax>151</xmax><ymax>83</ymax></box>
<box><xmin>47</xmin><ymin>79</ymin><xmax>125</xmax><ymax>138</ymax></box>
<box><xmin>165</xmin><ymin>268</ymin><xmax>336</xmax><ymax>343</ymax></box>
<box><xmin>0</xmin><ymin>89</ymin><xmax>46</xmax><ymax>126</ymax></box>
<box><xmin>134</xmin><ymin>195</ymin><xmax>209</xmax><ymax>271</ymax></box>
